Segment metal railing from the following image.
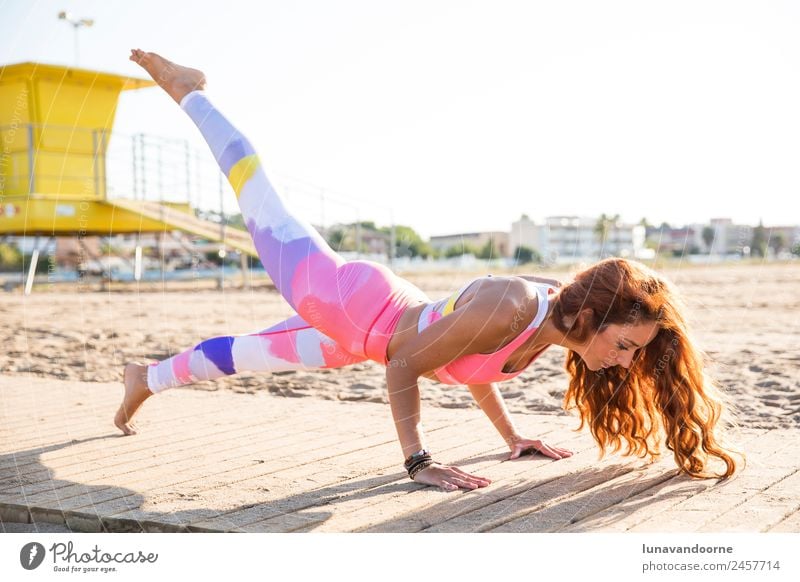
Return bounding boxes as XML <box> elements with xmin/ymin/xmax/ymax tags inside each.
<box><xmin>1</xmin><ymin>122</ymin><xmax>399</xmax><ymax>262</ymax></box>
<box><xmin>0</xmin><ymin>122</ymin><xmax>225</xmax><ymax>205</ymax></box>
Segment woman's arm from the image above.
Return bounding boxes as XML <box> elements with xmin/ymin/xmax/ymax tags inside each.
<box><xmin>467</xmin><ymin>382</ymin><xmax>575</xmax><ymax>461</ymax></box>
<box><xmin>385</xmin><ymin>369</ymin><xmax>427</xmax><ymax>459</ymax></box>
<box><xmin>467</xmin><ymin>383</ymin><xmax>521</xmax><ymax>446</ymax></box>
<box><xmin>385</xmin><ymin>288</ymin><xmax>521</xmax><ymax>490</ymax></box>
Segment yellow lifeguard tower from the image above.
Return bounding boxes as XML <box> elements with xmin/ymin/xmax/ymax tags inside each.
<box><xmin>0</xmin><ymin>62</ymin><xmax>257</xmax><ymax>292</ymax></box>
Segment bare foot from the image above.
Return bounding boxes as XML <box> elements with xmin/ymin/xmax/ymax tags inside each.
<box><xmin>114</xmin><ymin>362</ymin><xmax>153</xmax><ymax>435</ymax></box>
<box><xmin>129</xmin><ymin>48</ymin><xmax>206</xmax><ymax>105</ymax></box>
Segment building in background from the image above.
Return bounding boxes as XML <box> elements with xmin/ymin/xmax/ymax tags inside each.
<box><xmin>510</xmin><ymin>215</ymin><xmax>648</xmax><ymax>264</ymax></box>
<box><xmin>701</xmin><ymin>218</ymin><xmax>753</xmax><ymax>256</ymax></box>
<box><xmin>642</xmin><ymin>218</ymin><xmax>800</xmax><ymax>259</ymax></box>
<box><xmin>645</xmin><ymin>225</ymin><xmax>703</xmax><ymax>256</ymax></box>
<box><xmin>325</xmin><ymin>222</ymin><xmax>390</xmax><ymax>256</ymax></box>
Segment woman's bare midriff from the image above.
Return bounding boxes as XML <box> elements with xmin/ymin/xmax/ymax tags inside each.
<box><xmin>385</xmin><ymin>276</ymin><xmax>543</xmax><ymax>383</ymax></box>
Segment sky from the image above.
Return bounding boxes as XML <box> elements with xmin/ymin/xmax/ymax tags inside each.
<box><xmin>2</xmin><ymin>0</ymin><xmax>799</xmax><ymax>239</ymax></box>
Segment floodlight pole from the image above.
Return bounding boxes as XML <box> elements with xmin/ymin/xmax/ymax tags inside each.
<box><xmin>58</xmin><ymin>11</ymin><xmax>94</xmax><ymax>66</ymax></box>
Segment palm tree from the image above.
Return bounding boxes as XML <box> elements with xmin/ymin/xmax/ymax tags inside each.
<box><xmin>751</xmin><ymin>220</ymin><xmax>768</xmax><ymax>258</ymax></box>
<box><xmin>702</xmin><ymin>226</ymin><xmax>715</xmax><ymax>254</ymax></box>
<box><xmin>594</xmin><ymin>213</ymin><xmax>619</xmax><ymax>257</ymax></box>
<box><xmin>594</xmin><ymin>213</ymin><xmax>609</xmax><ymax>257</ymax></box>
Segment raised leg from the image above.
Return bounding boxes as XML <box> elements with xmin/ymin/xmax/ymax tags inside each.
<box><xmin>176</xmin><ymin>91</ymin><xmax>349</xmax><ymax>321</ymax></box>
<box><xmin>128</xmin><ymin>50</ymin><xmax>421</xmax><ymax>357</ymax></box>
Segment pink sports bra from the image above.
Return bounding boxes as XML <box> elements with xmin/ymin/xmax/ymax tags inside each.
<box><xmin>417</xmin><ymin>276</ymin><xmax>556</xmax><ymax>385</ymax></box>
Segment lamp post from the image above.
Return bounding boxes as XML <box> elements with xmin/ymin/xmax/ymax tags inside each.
<box><xmin>58</xmin><ymin>11</ymin><xmax>94</xmax><ymax>66</ymax></box>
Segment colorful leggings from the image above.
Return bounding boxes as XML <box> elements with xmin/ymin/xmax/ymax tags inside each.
<box><xmin>146</xmin><ymin>91</ymin><xmax>429</xmax><ymax>393</ymax></box>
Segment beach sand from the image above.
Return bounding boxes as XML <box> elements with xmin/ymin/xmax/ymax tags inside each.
<box><xmin>1</xmin><ymin>262</ymin><xmax>798</xmax><ymax>429</ymax></box>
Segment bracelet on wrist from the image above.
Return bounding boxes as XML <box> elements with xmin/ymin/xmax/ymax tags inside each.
<box><xmin>408</xmin><ymin>459</ymin><xmax>435</xmax><ymax>480</ymax></box>
<box><xmin>404</xmin><ymin>449</ymin><xmax>431</xmax><ymax>469</ymax></box>
<box><xmin>404</xmin><ymin>449</ymin><xmax>434</xmax><ymax>480</ymax></box>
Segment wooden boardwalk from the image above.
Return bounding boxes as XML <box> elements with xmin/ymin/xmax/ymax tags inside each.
<box><xmin>1</xmin><ymin>375</ymin><xmax>798</xmax><ymax>533</ymax></box>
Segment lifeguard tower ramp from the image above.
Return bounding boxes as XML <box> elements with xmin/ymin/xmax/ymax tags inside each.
<box><xmin>0</xmin><ymin>62</ymin><xmax>258</xmax><ymax>292</ymax></box>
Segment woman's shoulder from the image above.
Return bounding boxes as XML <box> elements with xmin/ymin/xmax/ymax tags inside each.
<box><xmin>512</xmin><ymin>274</ymin><xmax>564</xmax><ymax>289</ymax></box>
<box><xmin>459</xmin><ymin>275</ymin><xmax>531</xmax><ymax>316</ymax></box>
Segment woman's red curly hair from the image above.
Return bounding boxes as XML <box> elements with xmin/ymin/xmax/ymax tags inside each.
<box><xmin>551</xmin><ymin>257</ymin><xmax>745</xmax><ymax>479</ymax></box>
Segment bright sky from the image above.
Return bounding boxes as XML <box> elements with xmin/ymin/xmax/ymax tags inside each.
<box><xmin>2</xmin><ymin>0</ymin><xmax>799</xmax><ymax>239</ymax></box>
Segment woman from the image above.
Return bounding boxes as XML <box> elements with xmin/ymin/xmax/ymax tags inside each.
<box><xmin>117</xmin><ymin>50</ymin><xmax>743</xmax><ymax>491</ymax></box>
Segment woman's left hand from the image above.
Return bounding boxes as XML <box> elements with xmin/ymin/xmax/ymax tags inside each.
<box><xmin>507</xmin><ymin>436</ymin><xmax>574</xmax><ymax>461</ymax></box>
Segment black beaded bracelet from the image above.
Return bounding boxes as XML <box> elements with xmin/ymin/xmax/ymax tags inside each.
<box><xmin>408</xmin><ymin>459</ymin><xmax>435</xmax><ymax>480</ymax></box>
<box><xmin>404</xmin><ymin>449</ymin><xmax>434</xmax><ymax>479</ymax></box>
<box><xmin>404</xmin><ymin>449</ymin><xmax>431</xmax><ymax>469</ymax></box>
<box><xmin>406</xmin><ymin>457</ymin><xmax>432</xmax><ymax>474</ymax></box>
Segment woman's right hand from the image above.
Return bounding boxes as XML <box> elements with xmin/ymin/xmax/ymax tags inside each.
<box><xmin>412</xmin><ymin>463</ymin><xmax>492</xmax><ymax>491</ymax></box>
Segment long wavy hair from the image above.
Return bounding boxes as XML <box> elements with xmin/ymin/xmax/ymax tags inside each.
<box><xmin>551</xmin><ymin>258</ymin><xmax>745</xmax><ymax>479</ymax></box>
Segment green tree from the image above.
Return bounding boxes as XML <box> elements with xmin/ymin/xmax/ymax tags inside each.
<box><xmin>0</xmin><ymin>243</ymin><xmax>23</xmax><ymax>271</ymax></box>
<box><xmin>21</xmin><ymin>253</ymin><xmax>51</xmax><ymax>275</ymax></box>
<box><xmin>594</xmin><ymin>213</ymin><xmax>609</xmax><ymax>251</ymax></box>
<box><xmin>380</xmin><ymin>225</ymin><xmax>430</xmax><ymax>258</ymax></box>
<box><xmin>224</xmin><ymin>212</ymin><xmax>247</xmax><ymax>230</ymax></box>
<box><xmin>512</xmin><ymin>245</ymin><xmax>540</xmax><ymax>265</ymax></box>
<box><xmin>444</xmin><ymin>243</ymin><xmax>479</xmax><ymax>258</ymax></box>
<box><xmin>702</xmin><ymin>226</ymin><xmax>715</xmax><ymax>253</ymax></box>
<box><xmin>204</xmin><ymin>249</ymin><xmax>220</xmax><ymax>266</ymax></box>
<box><xmin>326</xmin><ymin>228</ymin><xmax>348</xmax><ymax>251</ymax></box>
<box><xmin>750</xmin><ymin>220</ymin><xmax>768</xmax><ymax>257</ymax></box>
<box><xmin>769</xmin><ymin>232</ymin><xmax>786</xmax><ymax>256</ymax></box>
<box><xmin>477</xmin><ymin>238</ymin><xmax>497</xmax><ymax>259</ymax></box>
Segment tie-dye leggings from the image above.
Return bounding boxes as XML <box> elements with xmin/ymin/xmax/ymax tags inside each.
<box><xmin>146</xmin><ymin>91</ymin><xmax>429</xmax><ymax>393</ymax></box>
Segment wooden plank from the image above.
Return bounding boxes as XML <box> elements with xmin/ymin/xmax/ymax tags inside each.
<box><xmin>768</xmin><ymin>507</ymin><xmax>800</xmax><ymax>532</ymax></box>
<box><xmin>697</xmin><ymin>469</ymin><xmax>800</xmax><ymax>532</ymax></box>
<box><xmin>4</xmin><ymin>400</ymin><xmax>262</xmax><ymax>457</ymax></box>
<box><xmin>188</xmin><ymin>416</ymin><xmax>540</xmax><ymax>532</ymax></box>
<box><xmin>0</xmin><ymin>406</ymin><xmax>333</xmax><ymax>495</ymax></box>
<box><xmin>558</xmin><ymin>428</ymin><xmax>771</xmax><ymax>532</ymax></box>
<box><xmin>282</xmin><ymin>427</ymin><xmax>594</xmax><ymax>533</ymax></box>
<box><xmin>4</xmin><ymin>374</ymin><xmax>796</xmax><ymax>534</ymax></box>
<box><xmin>0</xmin><ymin>405</ymin><xmax>294</xmax><ymax>477</ymax></box>
<box><xmin>232</xmin><ymin>427</ymin><xmax>597</xmax><ymax>533</ymax></box>
<box><xmin>2</xmin><ymin>412</ymin><xmax>390</xmax><ymax>513</ymax></box>
<box><xmin>103</xmin><ymin>413</ymin><xmax>491</xmax><ymax>529</ymax></box>
<box><xmin>33</xmin><ymin>408</ymin><xmax>458</xmax><ymax>527</ymax></box>
<box><xmin>0</xmin><ymin>386</ymin><xmax>400</xmax><ymax>532</ymax></box>
<box><xmin>0</xmin><ymin>389</ymin><xmax>283</xmax><ymax>451</ymax></box>
<box><xmin>0</xmin><ymin>393</ymin><xmax>320</xmax><ymax>477</ymax></box>
<box><xmin>628</xmin><ymin>429</ymin><xmax>800</xmax><ymax>532</ymax></box>
<box><xmin>0</xmin><ymin>386</ymin><xmax>391</xmax><ymax>488</ymax></box>
<box><xmin>0</xmin><ymin>413</ymin><xmax>337</xmax><ymax>507</ymax></box>
<box><xmin>3</xmin><ymin>392</ymin><xmax>418</xmax><ymax>529</ymax></box>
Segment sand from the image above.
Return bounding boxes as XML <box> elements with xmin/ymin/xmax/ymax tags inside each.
<box><xmin>1</xmin><ymin>262</ymin><xmax>798</xmax><ymax>429</ymax></box>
